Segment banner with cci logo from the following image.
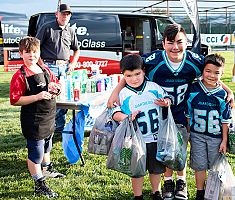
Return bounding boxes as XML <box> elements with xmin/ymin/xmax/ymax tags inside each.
<box><xmin>187</xmin><ymin>34</ymin><xmax>231</xmax><ymax>46</ymax></box>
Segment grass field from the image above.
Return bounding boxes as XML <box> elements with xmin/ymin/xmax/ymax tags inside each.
<box><xmin>0</xmin><ymin>51</ymin><xmax>234</xmax><ymax>200</ymax></box>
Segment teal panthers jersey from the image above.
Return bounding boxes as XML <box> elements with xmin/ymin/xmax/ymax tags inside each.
<box><xmin>186</xmin><ymin>80</ymin><xmax>231</xmax><ymax>138</ymax></box>
<box><xmin>115</xmin><ymin>80</ymin><xmax>168</xmax><ymax>143</ymax></box>
<box><xmin>143</xmin><ymin>50</ymin><xmax>204</xmax><ymax>126</ymax></box>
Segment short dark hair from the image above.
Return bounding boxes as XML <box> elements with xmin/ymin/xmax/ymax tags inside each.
<box><xmin>204</xmin><ymin>53</ymin><xmax>225</xmax><ymax>68</ymax></box>
<box><xmin>163</xmin><ymin>24</ymin><xmax>186</xmax><ymax>43</ymax></box>
<box><xmin>120</xmin><ymin>54</ymin><xmax>144</xmax><ymax>73</ymax></box>
<box><xmin>19</xmin><ymin>37</ymin><xmax>40</xmax><ymax>52</ymax></box>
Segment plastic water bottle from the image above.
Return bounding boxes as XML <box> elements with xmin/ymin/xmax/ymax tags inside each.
<box><xmin>66</xmin><ymin>76</ymin><xmax>72</xmax><ymax>101</ymax></box>
<box><xmin>59</xmin><ymin>76</ymin><xmax>66</xmax><ymax>101</ymax></box>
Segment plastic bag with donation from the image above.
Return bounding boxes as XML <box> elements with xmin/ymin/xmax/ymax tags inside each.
<box><xmin>228</xmin><ymin>108</ymin><xmax>235</xmax><ymax>154</ymax></box>
<box><xmin>156</xmin><ymin>107</ymin><xmax>188</xmax><ymax>171</ymax></box>
<box><xmin>205</xmin><ymin>153</ymin><xmax>235</xmax><ymax>200</ymax></box>
<box><xmin>62</xmin><ymin>110</ymin><xmax>85</xmax><ymax>164</ymax></box>
<box><xmin>106</xmin><ymin>116</ymin><xmax>146</xmax><ymax>178</ymax></box>
<box><xmin>88</xmin><ymin>108</ymin><xmax>119</xmax><ymax>155</ymax></box>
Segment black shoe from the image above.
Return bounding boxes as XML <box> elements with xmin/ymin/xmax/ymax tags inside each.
<box><xmin>152</xmin><ymin>191</ymin><xmax>163</xmax><ymax>200</ymax></box>
<box><xmin>35</xmin><ymin>177</ymin><xmax>58</xmax><ymax>198</ymax></box>
<box><xmin>175</xmin><ymin>180</ymin><xmax>188</xmax><ymax>200</ymax></box>
<box><xmin>133</xmin><ymin>195</ymin><xmax>144</xmax><ymax>200</ymax></box>
<box><xmin>196</xmin><ymin>190</ymin><xmax>205</xmax><ymax>200</ymax></box>
<box><xmin>42</xmin><ymin>163</ymin><xmax>66</xmax><ymax>178</ymax></box>
<box><xmin>162</xmin><ymin>180</ymin><xmax>175</xmax><ymax>200</ymax></box>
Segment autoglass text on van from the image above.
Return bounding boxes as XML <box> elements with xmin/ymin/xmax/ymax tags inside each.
<box><xmin>1</xmin><ymin>23</ymin><xmax>25</xmax><ymax>44</ymax></box>
<box><xmin>70</xmin><ymin>23</ymin><xmax>106</xmax><ymax>48</ymax></box>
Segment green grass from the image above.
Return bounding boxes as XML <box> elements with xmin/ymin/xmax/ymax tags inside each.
<box><xmin>0</xmin><ymin>51</ymin><xmax>235</xmax><ymax>200</ymax></box>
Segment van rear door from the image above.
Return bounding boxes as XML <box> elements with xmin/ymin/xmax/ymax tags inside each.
<box><xmin>119</xmin><ymin>15</ymin><xmax>153</xmax><ymax>55</ymax></box>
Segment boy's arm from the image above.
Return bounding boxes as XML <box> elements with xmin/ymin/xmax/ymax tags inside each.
<box><xmin>186</xmin><ymin>117</ymin><xmax>190</xmax><ymax>133</ymax></box>
<box><xmin>107</xmin><ymin>78</ymin><xmax>126</xmax><ymax>108</ymax></box>
<box><xmin>113</xmin><ymin>110</ymin><xmax>140</xmax><ymax>122</ymax></box>
<box><xmin>113</xmin><ymin>111</ymin><xmax>128</xmax><ymax>122</ymax></box>
<box><xmin>220</xmin><ymin>81</ymin><xmax>234</xmax><ymax>107</ymax></box>
<box><xmin>219</xmin><ymin>123</ymin><xmax>229</xmax><ymax>153</ymax></box>
<box><xmin>13</xmin><ymin>91</ymin><xmax>53</xmax><ymax>106</ymax></box>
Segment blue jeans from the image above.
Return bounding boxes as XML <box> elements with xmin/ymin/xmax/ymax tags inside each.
<box><xmin>45</xmin><ymin>62</ymin><xmax>68</xmax><ymax>132</ymax></box>
<box><xmin>46</xmin><ymin>63</ymin><xmax>68</xmax><ymax>78</ymax></box>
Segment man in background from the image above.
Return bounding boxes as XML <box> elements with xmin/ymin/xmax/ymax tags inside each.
<box><xmin>36</xmin><ymin>3</ymin><xmax>80</xmax><ymax>133</ymax></box>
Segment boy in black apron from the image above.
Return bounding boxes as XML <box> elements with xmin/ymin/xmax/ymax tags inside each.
<box><xmin>10</xmin><ymin>37</ymin><xmax>64</xmax><ymax>198</ymax></box>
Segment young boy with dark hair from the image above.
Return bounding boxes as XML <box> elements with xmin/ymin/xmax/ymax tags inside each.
<box><xmin>10</xmin><ymin>37</ymin><xmax>64</xmax><ymax>198</ymax></box>
<box><xmin>186</xmin><ymin>53</ymin><xmax>231</xmax><ymax>200</ymax></box>
<box><xmin>112</xmin><ymin>54</ymin><xmax>171</xmax><ymax>200</ymax></box>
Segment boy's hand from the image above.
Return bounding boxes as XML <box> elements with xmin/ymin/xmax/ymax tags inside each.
<box><xmin>131</xmin><ymin>110</ymin><xmax>141</xmax><ymax>121</ymax></box>
<box><xmin>107</xmin><ymin>94</ymin><xmax>120</xmax><ymax>108</ymax></box>
<box><xmin>48</xmin><ymin>82</ymin><xmax>61</xmax><ymax>96</ymax></box>
<box><xmin>226</xmin><ymin>92</ymin><xmax>234</xmax><ymax>108</ymax></box>
<box><xmin>219</xmin><ymin>140</ymin><xmax>227</xmax><ymax>154</ymax></box>
<box><xmin>37</xmin><ymin>91</ymin><xmax>53</xmax><ymax>101</ymax></box>
<box><xmin>155</xmin><ymin>98</ymin><xmax>171</xmax><ymax>107</ymax></box>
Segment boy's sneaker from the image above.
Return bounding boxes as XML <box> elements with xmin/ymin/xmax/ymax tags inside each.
<box><xmin>133</xmin><ymin>195</ymin><xmax>144</xmax><ymax>200</ymax></box>
<box><xmin>175</xmin><ymin>179</ymin><xmax>188</xmax><ymax>200</ymax></box>
<box><xmin>42</xmin><ymin>163</ymin><xmax>66</xmax><ymax>178</ymax></box>
<box><xmin>152</xmin><ymin>191</ymin><xmax>163</xmax><ymax>200</ymax></box>
<box><xmin>196</xmin><ymin>190</ymin><xmax>205</xmax><ymax>200</ymax></box>
<box><xmin>162</xmin><ymin>180</ymin><xmax>175</xmax><ymax>200</ymax></box>
<box><xmin>35</xmin><ymin>177</ymin><xmax>58</xmax><ymax>198</ymax></box>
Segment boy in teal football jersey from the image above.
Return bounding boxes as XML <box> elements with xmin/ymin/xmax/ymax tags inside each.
<box><xmin>186</xmin><ymin>54</ymin><xmax>231</xmax><ymax>200</ymax></box>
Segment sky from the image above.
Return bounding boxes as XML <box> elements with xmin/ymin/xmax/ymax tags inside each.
<box><xmin>1</xmin><ymin>0</ymin><xmax>235</xmax><ymax>18</ymax></box>
<box><xmin>0</xmin><ymin>0</ymin><xmax>144</xmax><ymax>17</ymax></box>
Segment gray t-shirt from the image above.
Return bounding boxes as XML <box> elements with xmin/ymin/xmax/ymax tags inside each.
<box><xmin>36</xmin><ymin>20</ymin><xmax>79</xmax><ymax>60</ymax></box>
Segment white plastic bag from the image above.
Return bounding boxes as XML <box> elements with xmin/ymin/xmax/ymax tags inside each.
<box><xmin>156</xmin><ymin>107</ymin><xmax>188</xmax><ymax>171</ymax></box>
<box><xmin>106</xmin><ymin>116</ymin><xmax>146</xmax><ymax>178</ymax></box>
<box><xmin>205</xmin><ymin>154</ymin><xmax>235</xmax><ymax>200</ymax></box>
<box><xmin>88</xmin><ymin>108</ymin><xmax>119</xmax><ymax>155</ymax></box>
<box><xmin>228</xmin><ymin>108</ymin><xmax>235</xmax><ymax>154</ymax></box>
<box><xmin>205</xmin><ymin>170</ymin><xmax>221</xmax><ymax>200</ymax></box>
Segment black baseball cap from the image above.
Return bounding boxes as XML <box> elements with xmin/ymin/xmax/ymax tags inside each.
<box><xmin>58</xmin><ymin>4</ymin><xmax>72</xmax><ymax>14</ymax></box>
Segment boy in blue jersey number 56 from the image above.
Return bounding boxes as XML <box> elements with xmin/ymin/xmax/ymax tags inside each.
<box><xmin>186</xmin><ymin>54</ymin><xmax>231</xmax><ymax>200</ymax></box>
<box><xmin>112</xmin><ymin>54</ymin><xmax>171</xmax><ymax>200</ymax></box>
<box><xmin>108</xmin><ymin>24</ymin><xmax>234</xmax><ymax>200</ymax></box>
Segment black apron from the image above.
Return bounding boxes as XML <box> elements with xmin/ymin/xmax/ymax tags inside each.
<box><xmin>20</xmin><ymin>66</ymin><xmax>56</xmax><ymax>140</ymax></box>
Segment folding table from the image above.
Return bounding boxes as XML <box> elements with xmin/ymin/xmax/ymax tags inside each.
<box><xmin>56</xmin><ymin>101</ymin><xmax>89</xmax><ymax>166</ymax></box>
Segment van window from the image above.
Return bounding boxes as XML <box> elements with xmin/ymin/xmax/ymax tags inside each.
<box><xmin>36</xmin><ymin>14</ymin><xmax>55</xmax><ymax>30</ymax></box>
